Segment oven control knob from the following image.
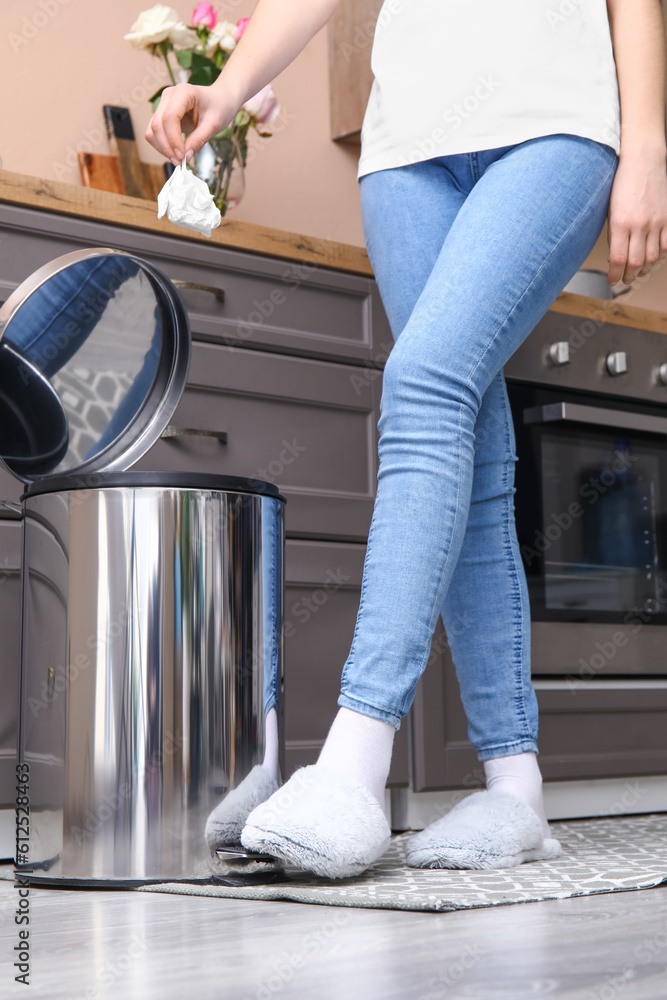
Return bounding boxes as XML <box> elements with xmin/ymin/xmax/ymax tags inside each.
<box><xmin>658</xmin><ymin>362</ymin><xmax>667</xmax><ymax>386</ymax></box>
<box><xmin>606</xmin><ymin>351</ymin><xmax>628</xmax><ymax>376</ymax></box>
<box><xmin>548</xmin><ymin>341</ymin><xmax>570</xmax><ymax>366</ymax></box>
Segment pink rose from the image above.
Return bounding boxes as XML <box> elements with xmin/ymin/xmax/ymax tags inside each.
<box><xmin>243</xmin><ymin>83</ymin><xmax>280</xmax><ymax>125</ymax></box>
<box><xmin>234</xmin><ymin>16</ymin><xmax>250</xmax><ymax>41</ymax></box>
<box><xmin>191</xmin><ymin>3</ymin><xmax>217</xmax><ymax>29</ymax></box>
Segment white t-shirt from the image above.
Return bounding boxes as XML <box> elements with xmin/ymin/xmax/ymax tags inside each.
<box><xmin>357</xmin><ymin>0</ymin><xmax>621</xmax><ymax>180</ymax></box>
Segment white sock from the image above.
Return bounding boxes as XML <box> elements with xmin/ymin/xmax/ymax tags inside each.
<box><xmin>262</xmin><ymin>707</ymin><xmax>281</xmax><ymax>785</ymax></box>
<box><xmin>316</xmin><ymin>707</ymin><xmax>395</xmax><ymax>806</ymax></box>
<box><xmin>483</xmin><ymin>751</ymin><xmax>550</xmax><ymax>840</ymax></box>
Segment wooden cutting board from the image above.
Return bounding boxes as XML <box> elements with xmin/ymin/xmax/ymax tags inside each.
<box><xmin>78</xmin><ymin>150</ymin><xmax>124</xmax><ymax>194</ymax></box>
<box><xmin>78</xmin><ymin>151</ymin><xmax>170</xmax><ymax>199</ymax></box>
<box><xmin>77</xmin><ymin>105</ymin><xmax>174</xmax><ymax>200</ymax></box>
<box><xmin>104</xmin><ymin>105</ymin><xmax>153</xmax><ymax>199</ymax></box>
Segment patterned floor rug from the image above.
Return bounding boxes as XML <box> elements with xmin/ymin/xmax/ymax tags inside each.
<box><xmin>3</xmin><ymin>814</ymin><xmax>666</xmax><ymax>912</ymax></box>
<box><xmin>135</xmin><ymin>813</ymin><xmax>667</xmax><ymax>912</ymax></box>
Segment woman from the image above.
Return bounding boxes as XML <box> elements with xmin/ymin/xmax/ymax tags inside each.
<box><xmin>146</xmin><ymin>0</ymin><xmax>667</xmax><ymax>878</ymax></box>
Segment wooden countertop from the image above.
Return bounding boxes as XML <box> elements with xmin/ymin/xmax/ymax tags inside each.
<box><xmin>0</xmin><ymin>168</ymin><xmax>371</xmax><ymax>275</ymax></box>
<box><xmin>2</xmin><ymin>168</ymin><xmax>667</xmax><ymax>335</ymax></box>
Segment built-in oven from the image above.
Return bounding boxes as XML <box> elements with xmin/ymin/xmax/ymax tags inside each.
<box><xmin>505</xmin><ymin>300</ymin><xmax>667</xmax><ymax>678</ymax></box>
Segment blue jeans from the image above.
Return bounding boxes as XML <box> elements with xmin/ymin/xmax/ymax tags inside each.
<box><xmin>339</xmin><ymin>134</ymin><xmax>618</xmax><ymax>760</ymax></box>
<box><xmin>262</xmin><ymin>495</ymin><xmax>282</xmax><ymax>717</ymax></box>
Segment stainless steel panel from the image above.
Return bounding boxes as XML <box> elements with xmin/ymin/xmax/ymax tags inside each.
<box><xmin>563</xmin><ymin>269</ymin><xmax>630</xmax><ymax>300</ymax></box>
<box><xmin>0</xmin><ymin>249</ymin><xmax>190</xmax><ymax>485</ymax></box>
<box><xmin>523</xmin><ymin>401</ymin><xmax>667</xmax><ymax>436</ymax></box>
<box><xmin>18</xmin><ymin>485</ymin><xmax>283</xmax><ymax>882</ymax></box>
<box><xmin>505</xmin><ymin>310</ymin><xmax>667</xmax><ymax>404</ymax></box>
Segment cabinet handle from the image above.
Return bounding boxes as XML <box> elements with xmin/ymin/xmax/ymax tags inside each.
<box><xmin>171</xmin><ymin>279</ymin><xmax>225</xmax><ymax>304</ymax></box>
<box><xmin>161</xmin><ymin>426</ymin><xmax>228</xmax><ymax>445</ymax></box>
<box><xmin>523</xmin><ymin>401</ymin><xmax>667</xmax><ymax>436</ymax></box>
<box><xmin>0</xmin><ymin>500</ymin><xmax>22</xmax><ymax>514</ymax></box>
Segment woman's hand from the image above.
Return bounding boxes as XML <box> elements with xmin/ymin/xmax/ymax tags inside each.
<box><xmin>604</xmin><ymin>0</ymin><xmax>667</xmax><ymax>287</ymax></box>
<box><xmin>607</xmin><ymin>155</ymin><xmax>667</xmax><ymax>285</ymax></box>
<box><xmin>145</xmin><ymin>82</ymin><xmax>237</xmax><ymax>167</ymax></box>
<box><xmin>607</xmin><ymin>150</ymin><xmax>667</xmax><ymax>287</ymax></box>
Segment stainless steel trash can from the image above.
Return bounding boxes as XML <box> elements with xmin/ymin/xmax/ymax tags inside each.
<box><xmin>0</xmin><ymin>249</ymin><xmax>285</xmax><ymax>884</ymax></box>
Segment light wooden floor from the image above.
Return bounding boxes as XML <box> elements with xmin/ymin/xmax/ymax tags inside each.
<box><xmin>0</xmin><ymin>878</ymin><xmax>665</xmax><ymax>999</ymax></box>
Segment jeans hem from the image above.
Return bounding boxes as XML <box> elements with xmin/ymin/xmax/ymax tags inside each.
<box><xmin>337</xmin><ymin>694</ymin><xmax>402</xmax><ymax>731</ymax></box>
<box><xmin>263</xmin><ymin>696</ymin><xmax>279</xmax><ymax>717</ymax></box>
<box><xmin>476</xmin><ymin>739</ymin><xmax>539</xmax><ymax>762</ymax></box>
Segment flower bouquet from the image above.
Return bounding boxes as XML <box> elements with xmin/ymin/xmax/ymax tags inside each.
<box><xmin>125</xmin><ymin>3</ymin><xmax>280</xmax><ymax>215</ymax></box>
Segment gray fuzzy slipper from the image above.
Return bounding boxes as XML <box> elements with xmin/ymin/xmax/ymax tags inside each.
<box><xmin>205</xmin><ymin>765</ymin><xmax>279</xmax><ymax>851</ymax></box>
<box><xmin>406</xmin><ymin>790</ymin><xmax>563</xmax><ymax>870</ymax></box>
<box><xmin>241</xmin><ymin>764</ymin><xmax>391</xmax><ymax>879</ymax></box>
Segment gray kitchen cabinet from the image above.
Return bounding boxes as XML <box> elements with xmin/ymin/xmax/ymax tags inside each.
<box><xmin>0</xmin><ymin>519</ymin><xmax>22</xmax><ymax>808</ymax></box>
<box><xmin>283</xmin><ymin>538</ymin><xmax>408</xmax><ymax>784</ymax></box>
<box><xmin>410</xmin><ymin>622</ymin><xmax>667</xmax><ymax>791</ymax></box>
<box><xmin>328</xmin><ymin>0</ymin><xmax>378</xmax><ymax>143</ymax></box>
<box><xmin>134</xmin><ymin>341</ymin><xmax>382</xmax><ymax>542</ymax></box>
<box><xmin>533</xmin><ymin>681</ymin><xmax>667</xmax><ymax>782</ymax></box>
<box><xmin>409</xmin><ymin>622</ymin><xmax>484</xmax><ymax>793</ymax></box>
<box><xmin>14</xmin><ymin>507</ymin><xmax>69</xmax><ymax>813</ymax></box>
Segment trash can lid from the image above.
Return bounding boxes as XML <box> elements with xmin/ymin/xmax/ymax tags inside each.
<box><xmin>0</xmin><ymin>248</ymin><xmax>190</xmax><ymax>486</ymax></box>
<box><xmin>21</xmin><ymin>470</ymin><xmax>286</xmax><ymax>503</ymax></box>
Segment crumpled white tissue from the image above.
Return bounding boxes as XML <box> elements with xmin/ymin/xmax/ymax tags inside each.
<box><xmin>157</xmin><ymin>155</ymin><xmax>221</xmax><ymax>238</ymax></box>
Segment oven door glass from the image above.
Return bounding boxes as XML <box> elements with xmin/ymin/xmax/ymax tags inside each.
<box><xmin>509</xmin><ymin>383</ymin><xmax>667</xmax><ymax>626</ymax></box>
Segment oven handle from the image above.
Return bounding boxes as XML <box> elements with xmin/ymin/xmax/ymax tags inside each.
<box><xmin>523</xmin><ymin>402</ymin><xmax>667</xmax><ymax>436</ymax></box>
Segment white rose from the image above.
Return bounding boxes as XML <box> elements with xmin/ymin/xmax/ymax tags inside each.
<box><xmin>124</xmin><ymin>5</ymin><xmax>180</xmax><ymax>49</ymax></box>
<box><xmin>169</xmin><ymin>21</ymin><xmax>198</xmax><ymax>48</ymax></box>
<box><xmin>205</xmin><ymin>20</ymin><xmax>237</xmax><ymax>57</ymax></box>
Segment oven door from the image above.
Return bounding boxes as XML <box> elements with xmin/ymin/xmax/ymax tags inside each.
<box><xmin>508</xmin><ymin>382</ymin><xmax>667</xmax><ymax>676</ymax></box>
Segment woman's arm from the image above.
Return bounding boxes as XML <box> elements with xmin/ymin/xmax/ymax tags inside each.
<box><xmin>606</xmin><ymin>0</ymin><xmax>667</xmax><ymax>285</ymax></box>
<box><xmin>146</xmin><ymin>0</ymin><xmax>341</xmax><ymax>167</ymax></box>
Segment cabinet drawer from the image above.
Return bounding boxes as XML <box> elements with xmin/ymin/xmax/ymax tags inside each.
<box><xmin>0</xmin><ymin>202</ymin><xmax>392</xmax><ymax>364</ymax></box>
<box><xmin>283</xmin><ymin>538</ymin><xmax>408</xmax><ymax>785</ymax></box>
<box><xmin>134</xmin><ymin>342</ymin><xmax>382</xmax><ymax>541</ymax></box>
<box><xmin>410</xmin><ymin>624</ymin><xmax>667</xmax><ymax>791</ymax></box>
<box><xmin>0</xmin><ymin>518</ymin><xmax>22</xmax><ymax>808</ymax></box>
<box><xmin>534</xmin><ymin>680</ymin><xmax>667</xmax><ymax>782</ymax></box>
<box><xmin>146</xmin><ymin>246</ymin><xmax>389</xmax><ymax>364</ymax></box>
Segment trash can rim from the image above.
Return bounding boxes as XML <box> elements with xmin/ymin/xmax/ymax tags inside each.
<box><xmin>21</xmin><ymin>470</ymin><xmax>286</xmax><ymax>502</ymax></box>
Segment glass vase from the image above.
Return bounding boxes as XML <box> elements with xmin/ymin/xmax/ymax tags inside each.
<box><xmin>192</xmin><ymin>136</ymin><xmax>246</xmax><ymax>217</ymax></box>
